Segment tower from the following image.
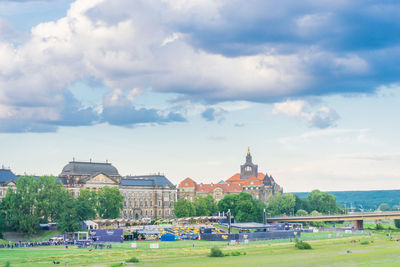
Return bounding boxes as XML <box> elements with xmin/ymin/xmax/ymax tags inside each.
<box><xmin>240</xmin><ymin>147</ymin><xmax>258</xmax><ymax>179</ymax></box>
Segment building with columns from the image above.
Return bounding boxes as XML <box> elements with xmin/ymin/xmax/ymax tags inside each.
<box><xmin>58</xmin><ymin>160</ymin><xmax>176</xmax><ymax>220</ymax></box>
<box><xmin>178</xmin><ymin>149</ymin><xmax>282</xmax><ymax>204</ymax></box>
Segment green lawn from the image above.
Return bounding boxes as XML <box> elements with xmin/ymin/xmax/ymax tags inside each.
<box><xmin>1</xmin><ymin>232</ymin><xmax>400</xmax><ymax>267</ymax></box>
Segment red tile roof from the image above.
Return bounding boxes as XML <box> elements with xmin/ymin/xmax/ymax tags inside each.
<box><xmin>226</xmin><ymin>172</ymin><xmax>265</xmax><ymax>184</ymax></box>
<box><xmin>195</xmin><ymin>183</ymin><xmax>242</xmax><ymax>193</ymax></box>
<box><xmin>178</xmin><ymin>177</ymin><xmax>197</xmax><ymax>188</ymax></box>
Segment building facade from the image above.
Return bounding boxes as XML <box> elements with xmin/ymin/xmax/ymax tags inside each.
<box><xmin>177</xmin><ymin>149</ymin><xmax>282</xmax><ymax>204</ymax></box>
<box><xmin>0</xmin><ymin>167</ymin><xmax>17</xmax><ymax>201</ymax></box>
<box><xmin>58</xmin><ymin>160</ymin><xmax>176</xmax><ymax>220</ymax></box>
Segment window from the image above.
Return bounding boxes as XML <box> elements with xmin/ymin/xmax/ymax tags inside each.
<box><xmin>159</xmin><ymin>210</ymin><xmax>161</xmax><ymax>215</ymax></box>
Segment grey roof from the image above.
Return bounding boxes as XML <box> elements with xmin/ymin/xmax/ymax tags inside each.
<box><xmin>59</xmin><ymin>161</ymin><xmax>120</xmax><ymax>177</ymax></box>
<box><xmin>217</xmin><ymin>180</ymin><xmax>227</xmax><ymax>184</ymax></box>
<box><xmin>0</xmin><ymin>168</ymin><xmax>17</xmax><ymax>184</ymax></box>
<box><xmin>122</xmin><ymin>175</ymin><xmax>174</xmax><ymax>187</ymax></box>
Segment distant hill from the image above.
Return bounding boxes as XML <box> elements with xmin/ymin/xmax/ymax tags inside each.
<box><xmin>293</xmin><ymin>190</ymin><xmax>400</xmax><ymax>211</ymax></box>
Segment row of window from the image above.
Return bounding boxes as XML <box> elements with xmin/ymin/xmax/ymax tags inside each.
<box><xmin>123</xmin><ymin>200</ymin><xmax>173</xmax><ymax>208</ymax></box>
<box><xmin>122</xmin><ymin>209</ymin><xmax>170</xmax><ymax>218</ymax></box>
<box><xmin>122</xmin><ymin>191</ymin><xmax>176</xmax><ymax>200</ymax></box>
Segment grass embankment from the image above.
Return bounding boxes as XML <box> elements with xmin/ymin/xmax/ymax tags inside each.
<box><xmin>3</xmin><ymin>231</ymin><xmax>400</xmax><ymax>267</ymax></box>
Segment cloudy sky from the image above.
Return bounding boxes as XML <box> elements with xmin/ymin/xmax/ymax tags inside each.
<box><xmin>0</xmin><ymin>0</ymin><xmax>399</xmax><ymax>192</ymax></box>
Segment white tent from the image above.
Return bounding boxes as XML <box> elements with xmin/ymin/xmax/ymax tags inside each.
<box><xmin>84</xmin><ymin>220</ymin><xmax>99</xmax><ymax>230</ymax></box>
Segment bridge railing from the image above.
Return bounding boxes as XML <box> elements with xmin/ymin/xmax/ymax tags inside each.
<box><xmin>267</xmin><ymin>211</ymin><xmax>400</xmax><ymax>220</ymax></box>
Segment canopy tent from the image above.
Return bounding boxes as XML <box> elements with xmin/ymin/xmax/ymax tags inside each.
<box><xmin>161</xmin><ymin>233</ymin><xmax>176</xmax><ymax>241</ymax></box>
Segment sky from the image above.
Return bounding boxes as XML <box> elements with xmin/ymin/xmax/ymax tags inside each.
<box><xmin>0</xmin><ymin>0</ymin><xmax>399</xmax><ymax>192</ymax></box>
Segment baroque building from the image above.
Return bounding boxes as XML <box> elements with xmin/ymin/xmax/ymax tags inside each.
<box><xmin>177</xmin><ymin>149</ymin><xmax>282</xmax><ymax>204</ymax></box>
<box><xmin>0</xmin><ymin>167</ymin><xmax>17</xmax><ymax>201</ymax></box>
<box><xmin>58</xmin><ymin>160</ymin><xmax>176</xmax><ymax>220</ymax></box>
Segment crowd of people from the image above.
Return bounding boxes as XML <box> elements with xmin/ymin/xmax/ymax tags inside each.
<box><xmin>0</xmin><ymin>240</ymin><xmax>66</xmax><ymax>249</ymax></box>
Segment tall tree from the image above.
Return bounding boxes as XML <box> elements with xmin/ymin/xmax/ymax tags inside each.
<box><xmin>57</xmin><ymin>194</ymin><xmax>81</xmax><ymax>232</ymax></box>
<box><xmin>307</xmin><ymin>190</ymin><xmax>340</xmax><ymax>214</ymax></box>
<box><xmin>35</xmin><ymin>176</ymin><xmax>73</xmax><ymax>223</ymax></box>
<box><xmin>217</xmin><ymin>194</ymin><xmax>238</xmax><ymax>214</ymax></box>
<box><xmin>267</xmin><ymin>193</ymin><xmax>296</xmax><ymax>216</ymax></box>
<box><xmin>173</xmin><ymin>198</ymin><xmax>195</xmax><ymax>218</ymax></box>
<box><xmin>75</xmin><ymin>189</ymin><xmax>98</xmax><ymax>221</ymax></box>
<box><xmin>218</xmin><ymin>192</ymin><xmax>266</xmax><ymax>223</ymax></box>
<box><xmin>193</xmin><ymin>195</ymin><xmax>218</xmax><ymax>216</ymax></box>
<box><xmin>2</xmin><ymin>176</ymin><xmax>77</xmax><ymax>234</ymax></box>
<box><xmin>2</xmin><ymin>177</ymin><xmax>40</xmax><ymax>234</ymax></box>
<box><xmin>96</xmin><ymin>186</ymin><xmax>124</xmax><ymax>219</ymax></box>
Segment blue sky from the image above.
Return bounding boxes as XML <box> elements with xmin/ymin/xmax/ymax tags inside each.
<box><xmin>0</xmin><ymin>0</ymin><xmax>399</xmax><ymax>191</ymax></box>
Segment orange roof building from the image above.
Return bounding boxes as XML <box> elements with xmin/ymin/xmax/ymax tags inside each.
<box><xmin>177</xmin><ymin>148</ymin><xmax>282</xmax><ymax>204</ymax></box>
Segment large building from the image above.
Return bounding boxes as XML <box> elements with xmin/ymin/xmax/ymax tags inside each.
<box><xmin>57</xmin><ymin>160</ymin><xmax>177</xmax><ymax>221</ymax></box>
<box><xmin>177</xmin><ymin>149</ymin><xmax>282</xmax><ymax>204</ymax></box>
<box><xmin>0</xmin><ymin>167</ymin><xmax>17</xmax><ymax>201</ymax></box>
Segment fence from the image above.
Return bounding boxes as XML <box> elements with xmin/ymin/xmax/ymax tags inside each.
<box><xmin>201</xmin><ymin>230</ymin><xmax>298</xmax><ymax>241</ymax></box>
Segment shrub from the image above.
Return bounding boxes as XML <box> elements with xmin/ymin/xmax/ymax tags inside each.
<box><xmin>395</xmin><ymin>219</ymin><xmax>400</xmax><ymax>229</ymax></box>
<box><xmin>375</xmin><ymin>224</ymin><xmax>384</xmax><ymax>230</ymax></box>
<box><xmin>209</xmin><ymin>247</ymin><xmax>224</xmax><ymax>257</ymax></box>
<box><xmin>360</xmin><ymin>240</ymin><xmax>369</xmax><ymax>245</ymax></box>
<box><xmin>231</xmin><ymin>251</ymin><xmax>241</xmax><ymax>256</ymax></box>
<box><xmin>5</xmin><ymin>261</ymin><xmax>10</xmax><ymax>267</ymax></box>
<box><xmin>295</xmin><ymin>241</ymin><xmax>312</xmax><ymax>250</ymax></box>
<box><xmin>126</xmin><ymin>257</ymin><xmax>139</xmax><ymax>263</ymax></box>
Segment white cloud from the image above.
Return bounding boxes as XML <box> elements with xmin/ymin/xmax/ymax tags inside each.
<box><xmin>272</xmin><ymin>100</ymin><xmax>339</xmax><ymax>128</ymax></box>
<box><xmin>278</xmin><ymin>128</ymin><xmax>381</xmax><ymax>150</ymax></box>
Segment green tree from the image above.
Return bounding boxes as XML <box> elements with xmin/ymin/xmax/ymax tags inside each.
<box><xmin>378</xmin><ymin>203</ymin><xmax>390</xmax><ymax>211</ymax></box>
<box><xmin>309</xmin><ymin>210</ymin><xmax>323</xmax><ymax>227</ymax></box>
<box><xmin>307</xmin><ymin>190</ymin><xmax>340</xmax><ymax>214</ymax></box>
<box><xmin>217</xmin><ymin>194</ymin><xmax>238</xmax><ymax>214</ymax></box>
<box><xmin>173</xmin><ymin>198</ymin><xmax>195</xmax><ymax>218</ymax></box>
<box><xmin>57</xmin><ymin>194</ymin><xmax>81</xmax><ymax>232</ymax></box>
<box><xmin>294</xmin><ymin>195</ymin><xmax>310</xmax><ymax>213</ymax></box>
<box><xmin>394</xmin><ymin>219</ymin><xmax>400</xmax><ymax>229</ymax></box>
<box><xmin>296</xmin><ymin>209</ymin><xmax>308</xmax><ymax>216</ymax></box>
<box><xmin>267</xmin><ymin>193</ymin><xmax>296</xmax><ymax>216</ymax></box>
<box><xmin>219</xmin><ymin>192</ymin><xmax>266</xmax><ymax>223</ymax></box>
<box><xmin>193</xmin><ymin>195</ymin><xmax>218</xmax><ymax>216</ymax></box>
<box><xmin>96</xmin><ymin>186</ymin><xmax>124</xmax><ymax>219</ymax></box>
<box><xmin>0</xmin><ymin>202</ymin><xmax>7</xmax><ymax>238</ymax></box>
<box><xmin>75</xmin><ymin>189</ymin><xmax>98</xmax><ymax>221</ymax></box>
<box><xmin>2</xmin><ymin>177</ymin><xmax>40</xmax><ymax>234</ymax></box>
<box><xmin>35</xmin><ymin>176</ymin><xmax>71</xmax><ymax>223</ymax></box>
<box><xmin>235</xmin><ymin>192</ymin><xmax>266</xmax><ymax>222</ymax></box>
<box><xmin>2</xmin><ymin>176</ymin><xmax>77</xmax><ymax>234</ymax></box>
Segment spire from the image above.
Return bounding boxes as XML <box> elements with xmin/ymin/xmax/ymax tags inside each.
<box><xmin>248</xmin><ymin>146</ymin><xmax>250</xmax><ymax>155</ymax></box>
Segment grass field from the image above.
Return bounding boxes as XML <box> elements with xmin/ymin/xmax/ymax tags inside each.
<box><xmin>1</xmin><ymin>231</ymin><xmax>400</xmax><ymax>267</ymax></box>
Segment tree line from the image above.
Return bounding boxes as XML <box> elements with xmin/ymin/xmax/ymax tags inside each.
<box><xmin>174</xmin><ymin>190</ymin><xmax>342</xmax><ymax>223</ymax></box>
<box><xmin>0</xmin><ymin>176</ymin><xmax>124</xmax><ymax>235</ymax></box>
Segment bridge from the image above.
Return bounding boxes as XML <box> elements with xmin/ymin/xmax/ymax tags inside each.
<box><xmin>266</xmin><ymin>211</ymin><xmax>400</xmax><ymax>229</ymax></box>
